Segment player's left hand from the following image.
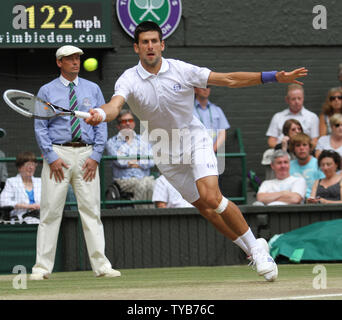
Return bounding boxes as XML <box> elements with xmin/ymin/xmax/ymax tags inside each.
<box><xmin>276</xmin><ymin>67</ymin><xmax>308</xmax><ymax>85</ymax></box>
<box><xmin>82</xmin><ymin>158</ymin><xmax>98</xmax><ymax>182</ymax></box>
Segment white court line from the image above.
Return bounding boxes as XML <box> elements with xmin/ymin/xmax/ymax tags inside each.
<box><xmin>259</xmin><ymin>293</ymin><xmax>342</xmax><ymax>300</ymax></box>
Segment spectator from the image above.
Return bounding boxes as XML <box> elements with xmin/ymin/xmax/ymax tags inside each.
<box><xmin>315</xmin><ymin>113</ymin><xmax>342</xmax><ymax>159</ymax></box>
<box><xmin>255</xmin><ymin>150</ymin><xmax>306</xmax><ymax>206</ymax></box>
<box><xmin>274</xmin><ymin>119</ymin><xmax>303</xmax><ymax>154</ymax></box>
<box><xmin>289</xmin><ymin>133</ymin><xmax>325</xmax><ymax>199</ymax></box>
<box><xmin>0</xmin><ymin>151</ymin><xmax>41</xmax><ymax>224</ymax></box>
<box><xmin>319</xmin><ymin>87</ymin><xmax>342</xmax><ymax>137</ymax></box>
<box><xmin>152</xmin><ymin>175</ymin><xmax>193</xmax><ymax>208</ymax></box>
<box><xmin>0</xmin><ymin>128</ymin><xmax>8</xmax><ymax>192</ymax></box>
<box><xmin>261</xmin><ymin>118</ymin><xmax>303</xmax><ymax>180</ymax></box>
<box><xmin>194</xmin><ymin>86</ymin><xmax>230</xmax><ymax>153</ymax></box>
<box><xmin>308</xmin><ymin>150</ymin><xmax>342</xmax><ymax>204</ymax></box>
<box><xmin>106</xmin><ymin>109</ymin><xmax>155</xmax><ymax>207</ymax></box>
<box><xmin>32</xmin><ymin>45</ymin><xmax>119</xmax><ymax>280</ymax></box>
<box><xmin>266</xmin><ymin>84</ymin><xmax>319</xmax><ymax>149</ymax></box>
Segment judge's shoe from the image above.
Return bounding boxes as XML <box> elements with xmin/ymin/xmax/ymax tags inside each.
<box><xmin>29</xmin><ymin>273</ymin><xmax>49</xmax><ymax>280</ymax></box>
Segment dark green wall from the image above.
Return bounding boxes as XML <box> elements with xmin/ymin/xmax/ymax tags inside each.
<box><xmin>1</xmin><ymin>0</ymin><xmax>341</xmax><ymax>183</ymax></box>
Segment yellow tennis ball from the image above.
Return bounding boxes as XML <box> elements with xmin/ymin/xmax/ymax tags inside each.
<box><xmin>83</xmin><ymin>58</ymin><xmax>98</xmax><ymax>72</ymax></box>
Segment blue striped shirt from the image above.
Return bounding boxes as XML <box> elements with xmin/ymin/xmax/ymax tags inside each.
<box><xmin>34</xmin><ymin>76</ymin><xmax>107</xmax><ymax>163</ymax></box>
<box><xmin>106</xmin><ymin>131</ymin><xmax>154</xmax><ymax>180</ymax></box>
<box><xmin>194</xmin><ymin>100</ymin><xmax>230</xmax><ymax>142</ymax></box>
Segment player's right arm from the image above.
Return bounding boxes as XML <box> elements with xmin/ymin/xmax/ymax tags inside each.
<box><xmin>86</xmin><ymin>95</ymin><xmax>125</xmax><ymax>126</ymax></box>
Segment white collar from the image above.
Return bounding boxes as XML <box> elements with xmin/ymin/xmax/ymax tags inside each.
<box><xmin>286</xmin><ymin>106</ymin><xmax>305</xmax><ymax>116</ymax></box>
<box><xmin>137</xmin><ymin>57</ymin><xmax>169</xmax><ymax>80</ymax></box>
<box><xmin>59</xmin><ymin>75</ymin><xmax>79</xmax><ymax>87</ymax></box>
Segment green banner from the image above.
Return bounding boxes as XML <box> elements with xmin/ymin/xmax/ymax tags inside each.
<box><xmin>0</xmin><ymin>0</ymin><xmax>112</xmax><ymax>48</ymax></box>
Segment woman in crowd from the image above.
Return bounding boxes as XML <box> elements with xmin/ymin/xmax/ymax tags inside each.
<box><xmin>0</xmin><ymin>151</ymin><xmax>41</xmax><ymax>223</ymax></box>
<box><xmin>316</xmin><ymin>113</ymin><xmax>342</xmax><ymax>159</ymax></box>
<box><xmin>262</xmin><ymin>119</ymin><xmax>303</xmax><ymax>180</ymax></box>
<box><xmin>274</xmin><ymin>118</ymin><xmax>303</xmax><ymax>156</ymax></box>
<box><xmin>319</xmin><ymin>87</ymin><xmax>342</xmax><ymax>137</ymax></box>
<box><xmin>308</xmin><ymin>150</ymin><xmax>342</xmax><ymax>204</ymax></box>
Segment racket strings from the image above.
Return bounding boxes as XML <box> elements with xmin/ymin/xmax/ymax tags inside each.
<box><xmin>6</xmin><ymin>91</ymin><xmax>56</xmax><ymax>119</ymax></box>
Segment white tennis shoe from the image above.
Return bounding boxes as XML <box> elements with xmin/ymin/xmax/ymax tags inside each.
<box><xmin>255</xmin><ymin>238</ymin><xmax>278</xmax><ymax>282</ymax></box>
<box><xmin>248</xmin><ymin>238</ymin><xmax>278</xmax><ymax>282</ymax></box>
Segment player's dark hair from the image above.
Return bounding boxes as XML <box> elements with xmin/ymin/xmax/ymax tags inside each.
<box><xmin>134</xmin><ymin>21</ymin><xmax>163</xmax><ymax>44</ymax></box>
<box><xmin>15</xmin><ymin>151</ymin><xmax>37</xmax><ymax>168</ymax></box>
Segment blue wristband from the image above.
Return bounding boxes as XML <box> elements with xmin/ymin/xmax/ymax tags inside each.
<box><xmin>261</xmin><ymin>71</ymin><xmax>278</xmax><ymax>84</ymax></box>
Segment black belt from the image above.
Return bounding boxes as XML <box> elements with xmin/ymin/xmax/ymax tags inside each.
<box><xmin>53</xmin><ymin>142</ymin><xmax>93</xmax><ymax>148</ymax></box>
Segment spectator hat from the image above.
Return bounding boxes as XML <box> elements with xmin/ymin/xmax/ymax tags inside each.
<box><xmin>261</xmin><ymin>148</ymin><xmax>274</xmax><ymax>165</ymax></box>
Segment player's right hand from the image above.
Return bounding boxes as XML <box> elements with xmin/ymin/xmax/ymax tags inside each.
<box><xmin>85</xmin><ymin>109</ymin><xmax>103</xmax><ymax>126</ymax></box>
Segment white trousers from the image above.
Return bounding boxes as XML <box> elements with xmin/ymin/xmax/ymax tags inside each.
<box><xmin>32</xmin><ymin>145</ymin><xmax>112</xmax><ymax>276</ymax></box>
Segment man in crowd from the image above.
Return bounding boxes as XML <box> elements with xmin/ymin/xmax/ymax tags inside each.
<box><xmin>255</xmin><ymin>150</ymin><xmax>306</xmax><ymax>205</ymax></box>
<box><xmin>106</xmin><ymin>109</ymin><xmax>155</xmax><ymax>207</ymax></box>
<box><xmin>289</xmin><ymin>133</ymin><xmax>325</xmax><ymax>200</ymax></box>
<box><xmin>266</xmin><ymin>84</ymin><xmax>319</xmax><ymax>149</ymax></box>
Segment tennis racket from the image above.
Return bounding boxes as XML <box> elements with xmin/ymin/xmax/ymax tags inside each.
<box><xmin>3</xmin><ymin>89</ymin><xmax>90</xmax><ymax>120</ymax></box>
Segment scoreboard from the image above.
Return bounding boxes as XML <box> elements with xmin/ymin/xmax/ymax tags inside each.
<box><xmin>0</xmin><ymin>0</ymin><xmax>112</xmax><ymax>48</ymax></box>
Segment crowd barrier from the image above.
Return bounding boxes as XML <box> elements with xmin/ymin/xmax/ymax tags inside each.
<box><xmin>1</xmin><ymin>204</ymin><xmax>341</xmax><ymax>274</ymax></box>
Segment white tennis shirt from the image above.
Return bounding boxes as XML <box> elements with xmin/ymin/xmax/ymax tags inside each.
<box><xmin>114</xmin><ymin>58</ymin><xmax>211</xmax><ymax>134</ymax></box>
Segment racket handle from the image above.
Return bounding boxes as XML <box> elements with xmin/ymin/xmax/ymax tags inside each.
<box><xmin>74</xmin><ymin>110</ymin><xmax>91</xmax><ymax>119</ymax></box>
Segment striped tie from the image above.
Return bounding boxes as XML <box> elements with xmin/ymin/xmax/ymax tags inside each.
<box><xmin>69</xmin><ymin>82</ymin><xmax>82</xmax><ymax>142</ymax></box>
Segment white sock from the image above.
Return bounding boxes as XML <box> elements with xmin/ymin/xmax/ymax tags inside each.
<box><xmin>233</xmin><ymin>237</ymin><xmax>250</xmax><ymax>256</ymax></box>
<box><xmin>239</xmin><ymin>228</ymin><xmax>257</xmax><ymax>253</ymax></box>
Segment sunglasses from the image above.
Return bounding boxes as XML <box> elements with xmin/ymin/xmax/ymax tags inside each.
<box><xmin>329</xmin><ymin>95</ymin><xmax>342</xmax><ymax>101</ymax></box>
<box><xmin>119</xmin><ymin>119</ymin><xmax>134</xmax><ymax>124</ymax></box>
<box><xmin>334</xmin><ymin>123</ymin><xmax>342</xmax><ymax>128</ymax></box>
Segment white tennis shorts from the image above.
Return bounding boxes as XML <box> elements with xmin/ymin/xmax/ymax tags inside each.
<box><xmin>155</xmin><ymin>119</ymin><xmax>218</xmax><ymax>204</ymax></box>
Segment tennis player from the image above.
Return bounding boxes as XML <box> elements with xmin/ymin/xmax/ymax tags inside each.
<box><xmin>86</xmin><ymin>21</ymin><xmax>308</xmax><ymax>281</ymax></box>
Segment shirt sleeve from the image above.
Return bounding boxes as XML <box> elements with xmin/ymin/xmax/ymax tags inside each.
<box><xmin>90</xmin><ymin>85</ymin><xmax>107</xmax><ymax>163</ymax></box>
<box><xmin>152</xmin><ymin>177</ymin><xmax>168</xmax><ymax>203</ymax></box>
<box><xmin>266</xmin><ymin>113</ymin><xmax>280</xmax><ymax>138</ymax></box>
<box><xmin>0</xmin><ymin>178</ymin><xmax>16</xmax><ymax>207</ymax></box>
<box><xmin>177</xmin><ymin>60</ymin><xmax>211</xmax><ymax>88</ymax></box>
<box><xmin>216</xmin><ymin>107</ymin><xmax>230</xmax><ymax>130</ymax></box>
<box><xmin>310</xmin><ymin>114</ymin><xmax>320</xmax><ymax>139</ymax></box>
<box><xmin>291</xmin><ymin>177</ymin><xmax>306</xmax><ymax>198</ymax></box>
<box><xmin>106</xmin><ymin>138</ymin><xmax>130</xmax><ymax>168</ymax></box>
<box><xmin>34</xmin><ymin>86</ymin><xmax>59</xmax><ymax>164</ymax></box>
<box><xmin>257</xmin><ymin>181</ymin><xmax>271</xmax><ymax>194</ymax></box>
<box><xmin>113</xmin><ymin>72</ymin><xmax>130</xmax><ymax>100</ymax></box>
